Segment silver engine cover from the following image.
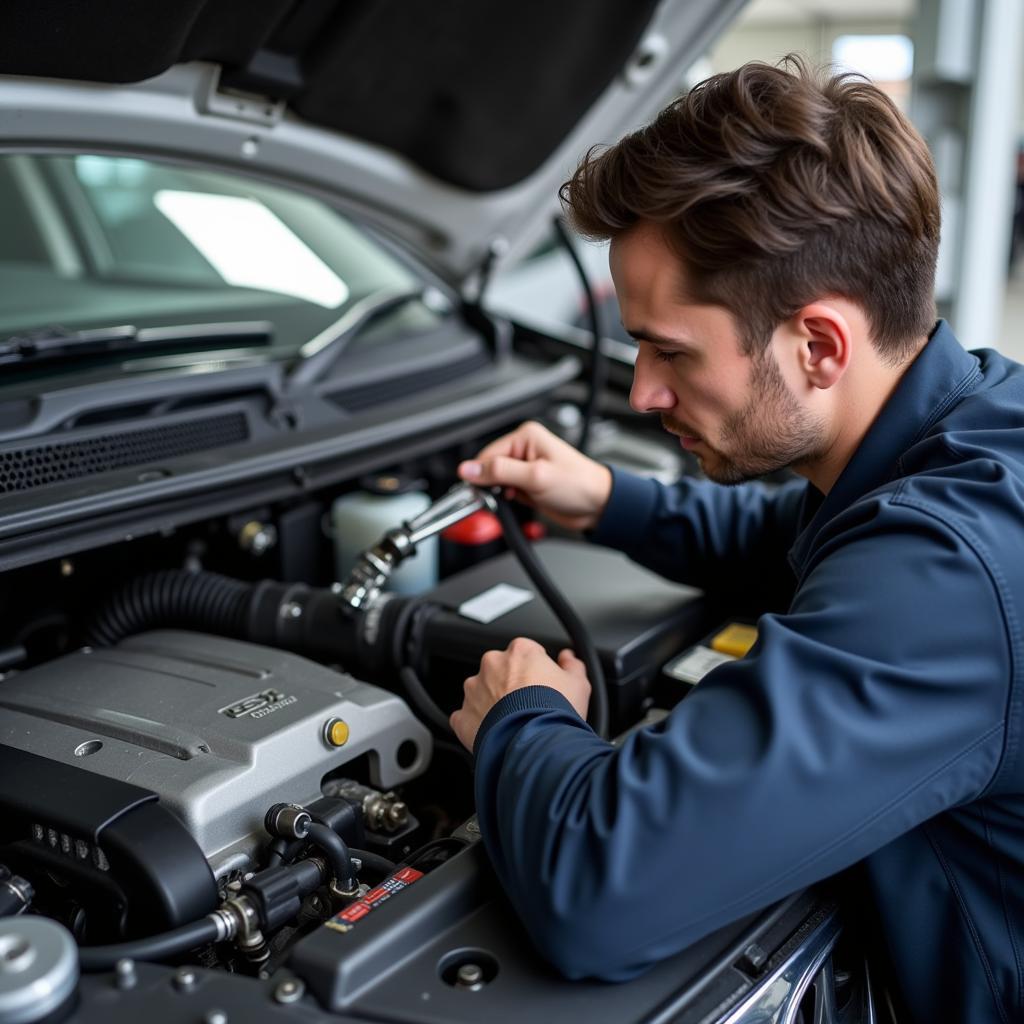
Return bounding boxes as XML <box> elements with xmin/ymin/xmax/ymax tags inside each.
<box><xmin>0</xmin><ymin>630</ymin><xmax>432</xmax><ymax>874</ymax></box>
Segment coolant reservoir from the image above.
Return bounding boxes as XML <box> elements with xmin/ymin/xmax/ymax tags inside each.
<box><xmin>332</xmin><ymin>477</ymin><xmax>439</xmax><ymax>594</ymax></box>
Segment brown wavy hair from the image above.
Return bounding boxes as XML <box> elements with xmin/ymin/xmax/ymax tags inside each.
<box><xmin>561</xmin><ymin>56</ymin><xmax>940</xmax><ymax>363</ymax></box>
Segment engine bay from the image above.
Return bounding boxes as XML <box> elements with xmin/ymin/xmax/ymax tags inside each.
<box><xmin>0</xmin><ymin>361</ymin><xmax>850</xmax><ymax>1024</ymax></box>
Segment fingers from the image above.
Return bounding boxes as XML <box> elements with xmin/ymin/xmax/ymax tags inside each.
<box><xmin>458</xmin><ymin>453</ymin><xmax>551</xmax><ymax>493</ymax></box>
<box><xmin>475</xmin><ymin>421</ymin><xmax>550</xmax><ymax>463</ymax></box>
<box><xmin>557</xmin><ymin>648</ymin><xmax>586</xmax><ymax>676</ymax></box>
<box><xmin>507</xmin><ymin>636</ymin><xmax>544</xmax><ymax>655</ymax></box>
<box><xmin>457</xmin><ymin>422</ymin><xmax>558</xmax><ymax>487</ymax></box>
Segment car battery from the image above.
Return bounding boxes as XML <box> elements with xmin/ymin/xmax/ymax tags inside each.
<box><xmin>417</xmin><ymin>539</ymin><xmax>711</xmax><ymax>729</ymax></box>
<box><xmin>654</xmin><ymin>619</ymin><xmax>760</xmax><ymax>707</ymax></box>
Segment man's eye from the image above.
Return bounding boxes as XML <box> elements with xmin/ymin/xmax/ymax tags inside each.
<box><xmin>654</xmin><ymin>349</ymin><xmax>678</xmax><ymax>364</ymax></box>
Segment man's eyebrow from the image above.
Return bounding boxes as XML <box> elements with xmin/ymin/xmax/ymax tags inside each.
<box><xmin>622</xmin><ymin>326</ymin><xmax>691</xmax><ymax>348</ymax></box>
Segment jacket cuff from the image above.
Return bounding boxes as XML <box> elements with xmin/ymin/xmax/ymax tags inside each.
<box><xmin>589</xmin><ymin>467</ymin><xmax>663</xmax><ymax>549</ymax></box>
<box><xmin>473</xmin><ymin>685</ymin><xmax>579</xmax><ymax>758</ymax></box>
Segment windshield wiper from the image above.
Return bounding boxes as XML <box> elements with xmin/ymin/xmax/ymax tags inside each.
<box><xmin>287</xmin><ymin>286</ymin><xmax>450</xmax><ymax>391</ymax></box>
<box><xmin>0</xmin><ymin>321</ymin><xmax>273</xmax><ymax>369</ymax></box>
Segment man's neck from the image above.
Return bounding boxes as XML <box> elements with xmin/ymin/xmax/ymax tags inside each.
<box><xmin>798</xmin><ymin>338</ymin><xmax>928</xmax><ymax>495</ymax></box>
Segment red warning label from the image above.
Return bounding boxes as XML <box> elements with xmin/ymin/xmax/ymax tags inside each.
<box><xmin>325</xmin><ymin>867</ymin><xmax>424</xmax><ymax>934</ymax></box>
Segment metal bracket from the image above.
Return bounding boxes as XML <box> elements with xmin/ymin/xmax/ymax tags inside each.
<box><xmin>198</xmin><ymin>65</ymin><xmax>286</xmax><ymax>127</ymax></box>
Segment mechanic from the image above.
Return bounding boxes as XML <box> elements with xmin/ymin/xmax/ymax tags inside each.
<box><xmin>450</xmin><ymin>59</ymin><xmax>1024</xmax><ymax>1024</ymax></box>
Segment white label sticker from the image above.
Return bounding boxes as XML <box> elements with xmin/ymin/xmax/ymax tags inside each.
<box><xmin>663</xmin><ymin>645</ymin><xmax>735</xmax><ymax>684</ymax></box>
<box><xmin>458</xmin><ymin>583</ymin><xmax>534</xmax><ymax>624</ymax></box>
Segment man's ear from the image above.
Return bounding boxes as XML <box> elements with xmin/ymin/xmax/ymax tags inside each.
<box><xmin>790</xmin><ymin>302</ymin><xmax>852</xmax><ymax>390</ymax></box>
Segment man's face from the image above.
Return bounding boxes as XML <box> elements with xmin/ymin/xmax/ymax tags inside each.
<box><xmin>609</xmin><ymin>223</ymin><xmax>827</xmax><ymax>485</ymax></box>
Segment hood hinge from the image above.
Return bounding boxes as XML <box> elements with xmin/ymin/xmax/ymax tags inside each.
<box><xmin>198</xmin><ymin>65</ymin><xmax>286</xmax><ymax>128</ymax></box>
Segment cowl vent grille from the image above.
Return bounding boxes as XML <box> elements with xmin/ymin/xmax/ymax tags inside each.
<box><xmin>0</xmin><ymin>413</ymin><xmax>249</xmax><ymax>494</ymax></box>
<box><xmin>327</xmin><ymin>351</ymin><xmax>490</xmax><ymax>412</ymax></box>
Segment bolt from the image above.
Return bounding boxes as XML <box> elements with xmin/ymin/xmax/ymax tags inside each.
<box><xmin>455</xmin><ymin>963</ymin><xmax>484</xmax><ymax>990</ymax></box>
<box><xmin>114</xmin><ymin>958</ymin><xmax>137</xmax><ymax>990</ymax></box>
<box><xmin>273</xmin><ymin>977</ymin><xmax>305</xmax><ymax>1004</ymax></box>
<box><xmin>173</xmin><ymin>967</ymin><xmax>198</xmax><ymax>991</ymax></box>
<box><xmin>738</xmin><ymin>941</ymin><xmax>767</xmax><ymax>974</ymax></box>
<box><xmin>238</xmin><ymin>520</ymin><xmax>276</xmax><ymax>556</ymax></box>
<box><xmin>204</xmin><ymin>1012</ymin><xmax>228</xmax><ymax>1024</ymax></box>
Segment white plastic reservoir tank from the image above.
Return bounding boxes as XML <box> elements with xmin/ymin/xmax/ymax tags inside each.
<box><xmin>331</xmin><ymin>477</ymin><xmax>439</xmax><ymax>595</ymax></box>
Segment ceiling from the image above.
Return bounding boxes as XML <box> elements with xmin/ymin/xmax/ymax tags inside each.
<box><xmin>737</xmin><ymin>0</ymin><xmax>915</xmax><ymax>24</ymax></box>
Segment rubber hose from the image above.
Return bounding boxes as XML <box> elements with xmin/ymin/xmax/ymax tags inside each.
<box><xmin>266</xmin><ymin>837</ymin><xmax>304</xmax><ymax>867</ymax></box>
<box><xmin>387</xmin><ymin>598</ymin><xmax>456</xmax><ymax>737</ymax></box>
<box><xmin>304</xmin><ymin>822</ymin><xmax>355</xmax><ymax>889</ymax></box>
<box><xmin>88</xmin><ymin>570</ymin><xmax>252</xmax><ymax>647</ymax></box>
<box><xmin>399</xmin><ymin>665</ymin><xmax>453</xmax><ymax>735</ymax></box>
<box><xmin>350</xmin><ymin>848</ymin><xmax>397</xmax><ymax>879</ymax></box>
<box><xmin>492</xmin><ymin>498</ymin><xmax>609</xmax><ymax>738</ymax></box>
<box><xmin>553</xmin><ymin>215</ymin><xmax>607</xmax><ymax>457</ymax></box>
<box><xmin>78</xmin><ymin>916</ymin><xmax>220</xmax><ymax>971</ymax></box>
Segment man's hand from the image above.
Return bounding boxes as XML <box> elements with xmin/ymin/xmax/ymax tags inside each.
<box><xmin>457</xmin><ymin>420</ymin><xmax>613</xmax><ymax>532</ymax></box>
<box><xmin>450</xmin><ymin>637</ymin><xmax>591</xmax><ymax>752</ymax></box>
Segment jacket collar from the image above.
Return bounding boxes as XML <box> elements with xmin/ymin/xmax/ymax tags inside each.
<box><xmin>787</xmin><ymin>320</ymin><xmax>981</xmax><ymax>577</ymax></box>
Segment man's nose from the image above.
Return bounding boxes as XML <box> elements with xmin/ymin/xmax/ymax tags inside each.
<box><xmin>629</xmin><ymin>358</ymin><xmax>675</xmax><ymax>413</ymax></box>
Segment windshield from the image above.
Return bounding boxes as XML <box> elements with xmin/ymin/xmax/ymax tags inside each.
<box><xmin>0</xmin><ymin>153</ymin><xmax>444</xmax><ymax>380</ymax></box>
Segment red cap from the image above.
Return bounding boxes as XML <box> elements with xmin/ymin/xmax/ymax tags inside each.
<box><xmin>443</xmin><ymin>510</ymin><xmax>503</xmax><ymax>546</ymax></box>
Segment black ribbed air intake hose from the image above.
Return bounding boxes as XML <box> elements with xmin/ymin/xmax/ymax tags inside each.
<box><xmin>87</xmin><ymin>570</ymin><xmax>253</xmax><ymax>647</ymax></box>
<box><xmin>89</xmin><ymin>520</ymin><xmax>610</xmax><ymax>739</ymax></box>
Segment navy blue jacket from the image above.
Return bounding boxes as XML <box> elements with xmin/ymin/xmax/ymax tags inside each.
<box><xmin>473</xmin><ymin>321</ymin><xmax>1024</xmax><ymax>1024</ymax></box>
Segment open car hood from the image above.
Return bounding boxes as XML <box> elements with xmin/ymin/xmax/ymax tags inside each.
<box><xmin>0</xmin><ymin>0</ymin><xmax>745</xmax><ymax>284</ymax></box>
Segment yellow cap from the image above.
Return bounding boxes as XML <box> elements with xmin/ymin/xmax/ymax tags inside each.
<box><xmin>710</xmin><ymin>623</ymin><xmax>758</xmax><ymax>658</ymax></box>
<box><xmin>325</xmin><ymin>718</ymin><xmax>350</xmax><ymax>747</ymax></box>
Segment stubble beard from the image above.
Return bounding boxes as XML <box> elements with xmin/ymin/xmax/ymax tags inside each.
<box><xmin>666</xmin><ymin>352</ymin><xmax>827</xmax><ymax>485</ymax></box>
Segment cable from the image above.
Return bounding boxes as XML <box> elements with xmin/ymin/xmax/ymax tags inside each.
<box><xmin>552</xmin><ymin>215</ymin><xmax>608</xmax><ymax>456</ymax></box>
<box><xmin>387</xmin><ymin>598</ymin><xmax>455</xmax><ymax>737</ymax></box>
<box><xmin>350</xmin><ymin>848</ymin><xmax>397</xmax><ymax>878</ymax></box>
<box><xmin>304</xmin><ymin>822</ymin><xmax>355</xmax><ymax>889</ymax></box>
<box><xmin>398</xmin><ymin>664</ymin><xmax>453</xmax><ymax>735</ymax></box>
<box><xmin>79</xmin><ymin>916</ymin><xmax>220</xmax><ymax>971</ymax></box>
<box><xmin>390</xmin><ymin>500</ymin><xmax>610</xmax><ymax>740</ymax></box>
<box><xmin>492</xmin><ymin>497</ymin><xmax>609</xmax><ymax>739</ymax></box>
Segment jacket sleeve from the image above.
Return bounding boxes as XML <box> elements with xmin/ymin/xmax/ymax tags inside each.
<box><xmin>472</xmin><ymin>498</ymin><xmax>1010</xmax><ymax>979</ymax></box>
<box><xmin>589</xmin><ymin>468</ymin><xmax>807</xmax><ymax>593</ymax></box>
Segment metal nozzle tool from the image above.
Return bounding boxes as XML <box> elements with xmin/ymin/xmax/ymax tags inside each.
<box><xmin>336</xmin><ymin>482</ymin><xmax>497</xmax><ymax>612</ymax></box>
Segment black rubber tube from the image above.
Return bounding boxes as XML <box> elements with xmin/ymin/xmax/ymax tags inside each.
<box><xmin>304</xmin><ymin>822</ymin><xmax>355</xmax><ymax>889</ymax></box>
<box><xmin>553</xmin><ymin>215</ymin><xmax>607</xmax><ymax>457</ymax></box>
<box><xmin>493</xmin><ymin>498</ymin><xmax>609</xmax><ymax>738</ymax></box>
<box><xmin>387</xmin><ymin>598</ymin><xmax>454</xmax><ymax>737</ymax></box>
<box><xmin>88</xmin><ymin>570</ymin><xmax>252</xmax><ymax>647</ymax></box>
<box><xmin>399</xmin><ymin>664</ymin><xmax>454</xmax><ymax>735</ymax></box>
<box><xmin>79</xmin><ymin>916</ymin><xmax>220</xmax><ymax>971</ymax></box>
<box><xmin>266</xmin><ymin>837</ymin><xmax>305</xmax><ymax>867</ymax></box>
<box><xmin>350</xmin><ymin>848</ymin><xmax>397</xmax><ymax>879</ymax></box>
